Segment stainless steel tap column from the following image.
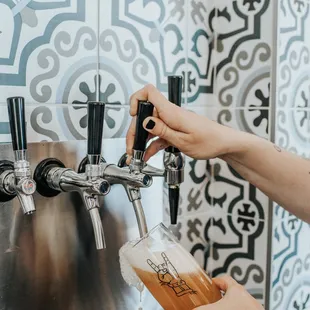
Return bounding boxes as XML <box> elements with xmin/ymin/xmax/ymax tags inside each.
<box><xmin>164</xmin><ymin>76</ymin><xmax>185</xmax><ymax>224</ymax></box>
<box><xmin>34</xmin><ymin>102</ymin><xmax>110</xmax><ymax>250</ymax></box>
<box><xmin>0</xmin><ymin>97</ymin><xmax>36</xmax><ymax>214</ymax></box>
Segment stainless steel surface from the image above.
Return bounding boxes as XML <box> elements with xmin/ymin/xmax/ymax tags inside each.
<box><xmin>132</xmin><ymin>198</ymin><xmax>148</xmax><ymax>237</ymax></box>
<box><xmin>0</xmin><ymin>140</ymin><xmax>163</xmax><ymax>310</ymax></box>
<box><xmin>14</xmin><ymin>150</ymin><xmax>26</xmax><ymax>162</ymax></box>
<box><xmin>0</xmin><ymin>157</ymin><xmax>36</xmax><ymax>215</ymax></box>
<box><xmin>164</xmin><ymin>151</ymin><xmax>185</xmax><ymax>185</ymax></box>
<box><xmin>129</xmin><ymin>150</ymin><xmax>145</xmax><ymax>172</ymax></box>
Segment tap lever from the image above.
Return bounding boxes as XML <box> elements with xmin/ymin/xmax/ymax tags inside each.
<box><xmin>166</xmin><ymin>76</ymin><xmax>183</xmax><ymax>154</ymax></box>
<box><xmin>133</xmin><ymin>101</ymin><xmax>154</xmax><ymax>152</ymax></box>
<box><xmin>7</xmin><ymin>97</ymin><xmax>27</xmax><ymax>158</ymax></box>
<box><xmin>87</xmin><ymin>101</ymin><xmax>105</xmax><ymax>165</ymax></box>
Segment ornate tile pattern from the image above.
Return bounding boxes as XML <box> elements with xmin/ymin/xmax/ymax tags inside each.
<box><xmin>271</xmin><ymin>0</ymin><xmax>310</xmax><ymax>309</ymax></box>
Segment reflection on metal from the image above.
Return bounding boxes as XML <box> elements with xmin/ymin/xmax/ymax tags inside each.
<box><xmin>0</xmin><ymin>140</ymin><xmax>163</xmax><ymax>310</ymax></box>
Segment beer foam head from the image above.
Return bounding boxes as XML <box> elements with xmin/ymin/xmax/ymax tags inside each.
<box><xmin>127</xmin><ymin>238</ymin><xmax>199</xmax><ymax>274</ymax></box>
<box><xmin>119</xmin><ymin>241</ymin><xmax>144</xmax><ymax>292</ymax></box>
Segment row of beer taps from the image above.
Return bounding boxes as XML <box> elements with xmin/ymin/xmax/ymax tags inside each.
<box><xmin>0</xmin><ymin>76</ymin><xmax>185</xmax><ymax>250</ymax></box>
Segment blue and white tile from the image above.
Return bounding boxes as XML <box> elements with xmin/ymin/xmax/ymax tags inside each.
<box><xmin>214</xmin><ymin>0</ymin><xmax>272</xmax><ymax>109</ymax></box>
<box><xmin>209</xmin><ymin>158</ymin><xmax>268</xmax><ymax>221</ymax></box>
<box><xmin>275</xmin><ymin>108</ymin><xmax>310</xmax><ymax>158</ymax></box>
<box><xmin>0</xmin><ymin>1</ymin><xmax>98</xmax><ymax>104</ymax></box>
<box><xmin>208</xmin><ymin>212</ymin><xmax>267</xmax><ymax>305</ymax></box>
<box><xmin>99</xmin><ymin>0</ymin><xmax>188</xmax><ymax>98</ymax></box>
<box><xmin>271</xmin><ymin>218</ymin><xmax>310</xmax><ymax>310</ymax></box>
<box><xmin>187</xmin><ymin>0</ymin><xmax>216</xmax><ymax>107</ymax></box>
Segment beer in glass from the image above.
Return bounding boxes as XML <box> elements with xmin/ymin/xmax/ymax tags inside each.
<box><xmin>122</xmin><ymin>223</ymin><xmax>221</xmax><ymax>310</ymax></box>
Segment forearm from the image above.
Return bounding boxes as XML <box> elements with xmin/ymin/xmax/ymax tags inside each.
<box><xmin>221</xmin><ymin>132</ymin><xmax>310</xmax><ymax>222</ymax></box>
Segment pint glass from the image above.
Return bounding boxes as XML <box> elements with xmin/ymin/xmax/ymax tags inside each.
<box><xmin>123</xmin><ymin>223</ymin><xmax>221</xmax><ymax>310</ymax></box>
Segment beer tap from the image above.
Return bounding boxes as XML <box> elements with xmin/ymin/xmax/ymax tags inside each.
<box><xmin>0</xmin><ymin>97</ymin><xmax>36</xmax><ymax>214</ymax></box>
<box><xmin>100</xmin><ymin>101</ymin><xmax>155</xmax><ymax>237</ymax></box>
<box><xmin>34</xmin><ymin>102</ymin><xmax>110</xmax><ymax>250</ymax></box>
<box><xmin>117</xmin><ymin>76</ymin><xmax>185</xmax><ymax>226</ymax></box>
<box><xmin>164</xmin><ymin>75</ymin><xmax>185</xmax><ymax>224</ymax></box>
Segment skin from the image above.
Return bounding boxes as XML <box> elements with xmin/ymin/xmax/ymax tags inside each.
<box><xmin>126</xmin><ymin>84</ymin><xmax>310</xmax><ymax>309</ymax></box>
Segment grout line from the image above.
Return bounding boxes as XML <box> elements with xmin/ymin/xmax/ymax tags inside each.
<box><xmin>265</xmin><ymin>0</ymin><xmax>280</xmax><ymax>307</ymax></box>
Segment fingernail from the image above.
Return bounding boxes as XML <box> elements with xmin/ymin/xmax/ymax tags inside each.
<box><xmin>146</xmin><ymin>120</ymin><xmax>155</xmax><ymax>130</ymax></box>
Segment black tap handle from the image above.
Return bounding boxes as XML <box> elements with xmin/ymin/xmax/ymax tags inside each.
<box><xmin>168</xmin><ymin>75</ymin><xmax>182</xmax><ymax>108</ymax></box>
<box><xmin>87</xmin><ymin>101</ymin><xmax>105</xmax><ymax>155</ymax></box>
<box><xmin>7</xmin><ymin>97</ymin><xmax>27</xmax><ymax>151</ymax></box>
<box><xmin>133</xmin><ymin>101</ymin><xmax>154</xmax><ymax>152</ymax></box>
<box><xmin>166</xmin><ymin>75</ymin><xmax>183</xmax><ymax>153</ymax></box>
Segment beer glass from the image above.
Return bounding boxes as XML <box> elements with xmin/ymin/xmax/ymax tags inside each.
<box><xmin>123</xmin><ymin>223</ymin><xmax>222</xmax><ymax>310</ymax></box>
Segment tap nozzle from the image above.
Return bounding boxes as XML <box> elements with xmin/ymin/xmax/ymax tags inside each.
<box><xmin>0</xmin><ymin>97</ymin><xmax>36</xmax><ymax>214</ymax></box>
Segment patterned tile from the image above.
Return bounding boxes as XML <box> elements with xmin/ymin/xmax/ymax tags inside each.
<box><xmin>208</xmin><ymin>212</ymin><xmax>267</xmax><ymax>305</ymax></box>
<box><xmin>215</xmin><ymin>107</ymin><xmax>269</xmax><ymax>139</ymax></box>
<box><xmin>0</xmin><ymin>1</ymin><xmax>98</xmax><ymax>103</ymax></box>
<box><xmin>209</xmin><ymin>158</ymin><xmax>269</xmax><ymax>221</ymax></box>
<box><xmin>186</xmin><ymin>0</ymin><xmax>216</xmax><ymax>106</ymax></box>
<box><xmin>99</xmin><ymin>0</ymin><xmax>187</xmax><ymax>96</ymax></box>
<box><xmin>276</xmin><ymin>108</ymin><xmax>310</xmax><ymax>158</ymax></box>
<box><xmin>214</xmin><ymin>0</ymin><xmax>272</xmax><ymax>109</ymax></box>
<box><xmin>271</xmin><ymin>219</ymin><xmax>310</xmax><ymax>310</ymax></box>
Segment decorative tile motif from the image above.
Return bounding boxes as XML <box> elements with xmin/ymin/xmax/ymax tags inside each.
<box><xmin>271</xmin><ymin>1</ymin><xmax>310</xmax><ymax>309</ymax></box>
<box><xmin>209</xmin><ymin>212</ymin><xmax>267</xmax><ymax>305</ymax></box>
<box><xmin>271</xmin><ymin>218</ymin><xmax>310</xmax><ymax>310</ymax></box>
<box><xmin>209</xmin><ymin>158</ymin><xmax>268</xmax><ymax>221</ymax></box>
<box><xmin>276</xmin><ymin>108</ymin><xmax>310</xmax><ymax>157</ymax></box>
<box><xmin>215</xmin><ymin>0</ymin><xmax>272</xmax><ymax>109</ymax></box>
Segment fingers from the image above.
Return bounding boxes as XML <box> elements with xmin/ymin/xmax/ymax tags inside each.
<box><xmin>126</xmin><ymin>116</ymin><xmax>154</xmax><ymax>157</ymax></box>
<box><xmin>130</xmin><ymin>84</ymin><xmax>187</xmax><ymax>131</ymax></box>
<box><xmin>130</xmin><ymin>84</ymin><xmax>171</xmax><ymax>117</ymax></box>
<box><xmin>144</xmin><ymin>138</ymin><xmax>169</xmax><ymax>162</ymax></box>
<box><xmin>126</xmin><ymin>117</ymin><xmax>136</xmax><ymax>156</ymax></box>
<box><xmin>142</xmin><ymin>117</ymin><xmax>186</xmax><ymax>147</ymax></box>
<box><xmin>212</xmin><ymin>275</ymin><xmax>239</xmax><ymax>292</ymax></box>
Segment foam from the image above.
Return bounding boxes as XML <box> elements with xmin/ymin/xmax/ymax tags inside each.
<box><xmin>119</xmin><ymin>241</ymin><xmax>144</xmax><ymax>292</ymax></box>
<box><xmin>125</xmin><ymin>238</ymin><xmax>199</xmax><ymax>274</ymax></box>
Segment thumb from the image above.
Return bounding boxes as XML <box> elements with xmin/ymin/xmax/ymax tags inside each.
<box><xmin>143</xmin><ymin>117</ymin><xmax>184</xmax><ymax>146</ymax></box>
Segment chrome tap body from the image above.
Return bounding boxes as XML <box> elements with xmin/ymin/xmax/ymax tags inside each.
<box><xmin>34</xmin><ymin>101</ymin><xmax>110</xmax><ymax>250</ymax></box>
<box><xmin>0</xmin><ymin>97</ymin><xmax>36</xmax><ymax>214</ymax></box>
<box><xmin>45</xmin><ymin>165</ymin><xmax>110</xmax><ymax>250</ymax></box>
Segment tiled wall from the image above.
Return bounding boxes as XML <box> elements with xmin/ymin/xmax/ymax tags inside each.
<box><xmin>270</xmin><ymin>0</ymin><xmax>310</xmax><ymax>309</ymax></box>
<box><xmin>2</xmin><ymin>0</ymin><xmax>302</xmax><ymax>309</ymax></box>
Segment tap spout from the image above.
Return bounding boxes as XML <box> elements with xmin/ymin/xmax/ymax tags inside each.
<box><xmin>89</xmin><ymin>207</ymin><xmax>105</xmax><ymax>250</ymax></box>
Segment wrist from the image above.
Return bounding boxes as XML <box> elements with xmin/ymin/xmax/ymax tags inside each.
<box><xmin>218</xmin><ymin>127</ymin><xmax>255</xmax><ymax>160</ymax></box>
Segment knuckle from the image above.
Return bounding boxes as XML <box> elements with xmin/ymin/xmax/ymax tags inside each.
<box><xmin>145</xmin><ymin>84</ymin><xmax>155</xmax><ymax>92</ymax></box>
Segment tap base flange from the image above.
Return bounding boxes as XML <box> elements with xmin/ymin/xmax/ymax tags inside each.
<box><xmin>0</xmin><ymin>160</ymin><xmax>16</xmax><ymax>202</ymax></box>
<box><xmin>77</xmin><ymin>156</ymin><xmax>106</xmax><ymax>174</ymax></box>
<box><xmin>34</xmin><ymin>158</ymin><xmax>66</xmax><ymax>197</ymax></box>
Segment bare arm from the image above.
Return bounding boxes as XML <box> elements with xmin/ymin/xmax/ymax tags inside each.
<box><xmin>127</xmin><ymin>84</ymin><xmax>310</xmax><ymax>223</ymax></box>
<box><xmin>221</xmin><ymin>133</ymin><xmax>310</xmax><ymax>222</ymax></box>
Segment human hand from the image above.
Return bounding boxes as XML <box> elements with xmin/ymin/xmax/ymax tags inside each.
<box><xmin>194</xmin><ymin>276</ymin><xmax>264</xmax><ymax>310</ymax></box>
<box><xmin>126</xmin><ymin>84</ymin><xmax>243</xmax><ymax>162</ymax></box>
